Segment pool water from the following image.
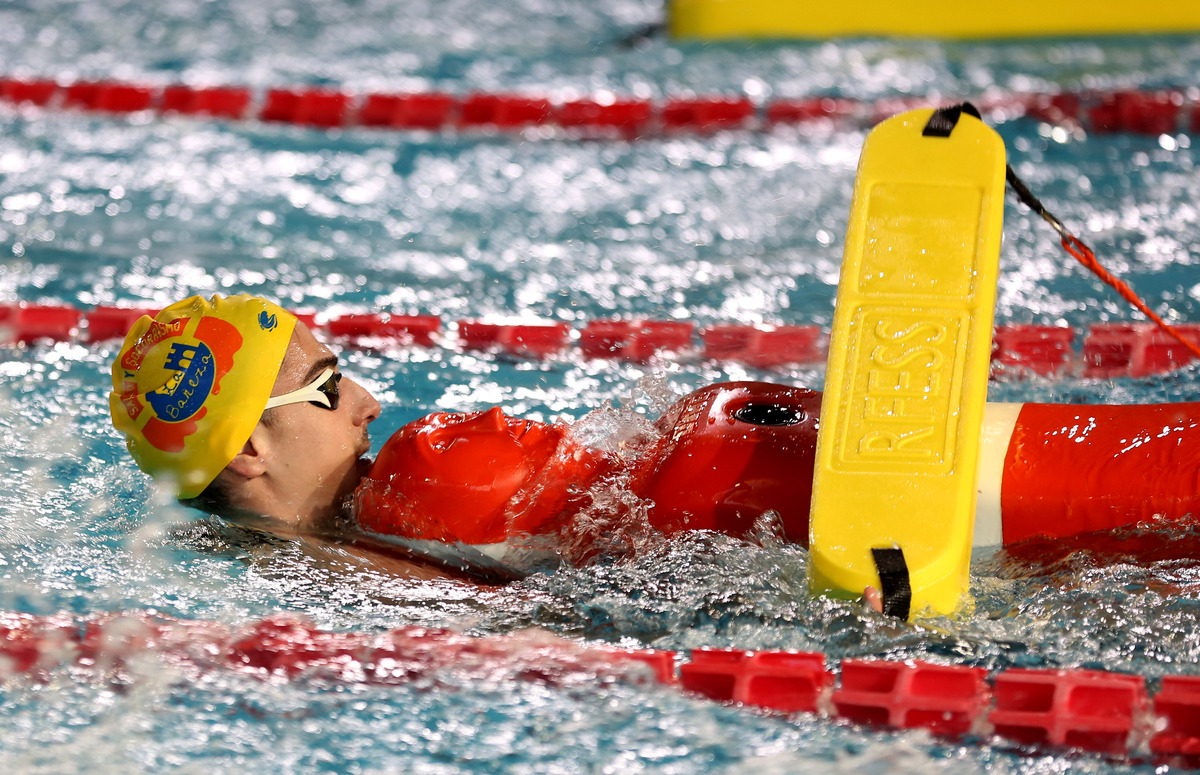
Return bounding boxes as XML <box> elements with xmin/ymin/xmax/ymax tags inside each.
<box><xmin>2</xmin><ymin>1</ymin><xmax>1200</xmax><ymax>772</ymax></box>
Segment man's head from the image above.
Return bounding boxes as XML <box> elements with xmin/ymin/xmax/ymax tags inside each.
<box><xmin>110</xmin><ymin>294</ymin><xmax>380</xmax><ymax>533</ymax></box>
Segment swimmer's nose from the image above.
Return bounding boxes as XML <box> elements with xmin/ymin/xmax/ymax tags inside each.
<box><xmin>344</xmin><ymin>377</ymin><xmax>381</xmax><ymax>426</ymax></box>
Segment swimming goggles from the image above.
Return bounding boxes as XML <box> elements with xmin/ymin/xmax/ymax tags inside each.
<box><xmin>264</xmin><ymin>368</ymin><xmax>341</xmax><ymax>411</ymax></box>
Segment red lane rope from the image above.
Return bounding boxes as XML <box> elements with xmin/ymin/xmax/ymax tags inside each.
<box><xmin>2</xmin><ymin>609</ymin><xmax>1198</xmax><ymax>763</ymax></box>
<box><xmin>2</xmin><ymin>301</ymin><xmax>1198</xmax><ymax>378</ymax></box>
<box><xmin>1</xmin><ymin>76</ymin><xmax>1197</xmax><ymax>136</ymax></box>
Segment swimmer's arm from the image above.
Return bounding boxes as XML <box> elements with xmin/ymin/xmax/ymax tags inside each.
<box><xmin>300</xmin><ymin>534</ymin><xmax>469</xmax><ymax>581</ymax></box>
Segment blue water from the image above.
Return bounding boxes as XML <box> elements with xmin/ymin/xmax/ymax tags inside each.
<box><xmin>2</xmin><ymin>1</ymin><xmax>1200</xmax><ymax>772</ymax></box>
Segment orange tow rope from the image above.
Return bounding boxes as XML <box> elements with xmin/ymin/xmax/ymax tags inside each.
<box><xmin>1006</xmin><ymin>165</ymin><xmax>1200</xmax><ymax>361</ymax></box>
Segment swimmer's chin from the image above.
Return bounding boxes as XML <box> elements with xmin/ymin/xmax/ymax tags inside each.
<box><xmin>331</xmin><ymin>456</ymin><xmax>376</xmax><ymax>527</ymax></box>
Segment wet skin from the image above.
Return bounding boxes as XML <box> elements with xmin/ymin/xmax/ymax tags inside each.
<box><xmin>252</xmin><ymin>322</ymin><xmax>382</xmax><ymax>532</ymax></box>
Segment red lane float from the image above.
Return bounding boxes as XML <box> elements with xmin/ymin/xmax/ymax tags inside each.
<box><xmin>0</xmin><ymin>303</ymin><xmax>83</xmax><ymax>344</ymax></box>
<box><xmin>989</xmin><ymin>669</ymin><xmax>1149</xmax><ymax>755</ymax></box>
<box><xmin>1</xmin><ymin>302</ymin><xmax>1198</xmax><ymax>378</ymax></box>
<box><xmin>1154</xmin><ymin>676</ymin><xmax>1200</xmax><ymax>764</ymax></box>
<box><xmin>323</xmin><ymin>313</ymin><xmax>441</xmax><ymax>347</ymax></box>
<box><xmin>359</xmin><ymin>93</ymin><xmax>458</xmax><ymax>130</ymax></box>
<box><xmin>3</xmin><ymin>609</ymin><xmax>1199</xmax><ymax>762</ymax></box>
<box><xmin>990</xmin><ymin>324</ymin><xmax>1075</xmax><ymax>377</ymax></box>
<box><xmin>661</xmin><ymin>97</ymin><xmax>756</xmax><ymax>133</ymax></box>
<box><xmin>0</xmin><ymin>78</ymin><xmax>59</xmax><ymax>106</ymax></box>
<box><xmin>458</xmin><ymin>321</ymin><xmax>572</xmax><ymax>357</ymax></box>
<box><xmin>4</xmin><ymin>74</ymin><xmax>1200</xmax><ymax>137</ymax></box>
<box><xmin>0</xmin><ymin>610</ymin><xmax>657</xmax><ymax>688</ymax></box>
<box><xmin>680</xmin><ymin>648</ymin><xmax>832</xmax><ymax>714</ymax></box>
<box><xmin>1082</xmin><ymin>322</ymin><xmax>1200</xmax><ymax>378</ymax></box>
<box><xmin>556</xmin><ymin>98</ymin><xmax>654</xmax><ymax>136</ymax></box>
<box><xmin>62</xmin><ymin>81</ymin><xmax>156</xmax><ymax>113</ymax></box>
<box><xmin>831</xmin><ymin>659</ymin><xmax>990</xmax><ymax>738</ymax></box>
<box><xmin>1025</xmin><ymin>93</ymin><xmax>1082</xmax><ymax>125</ymax></box>
<box><xmin>261</xmin><ymin>88</ymin><xmax>352</xmax><ymax>128</ymax></box>
<box><xmin>84</xmin><ymin>305</ymin><xmax>159</xmax><ymax>344</ymax></box>
<box><xmin>700</xmin><ymin>323</ymin><xmax>823</xmax><ymax>368</ymax></box>
<box><xmin>161</xmin><ymin>86</ymin><xmax>253</xmax><ymax>120</ymax></box>
<box><xmin>459</xmin><ymin>94</ymin><xmax>553</xmax><ymax>129</ymax></box>
<box><xmin>765</xmin><ymin>97</ymin><xmax>858</xmax><ymax>126</ymax></box>
<box><xmin>1090</xmin><ymin>90</ymin><xmax>1183</xmax><ymax>136</ymax></box>
<box><xmin>579</xmin><ymin>319</ymin><xmax>696</xmax><ymax>362</ymax></box>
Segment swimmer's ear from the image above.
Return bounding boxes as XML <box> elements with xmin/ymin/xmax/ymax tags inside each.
<box><xmin>225</xmin><ymin>429</ymin><xmax>268</xmax><ymax>480</ymax></box>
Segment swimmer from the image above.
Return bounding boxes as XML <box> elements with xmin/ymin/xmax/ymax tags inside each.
<box><xmin>108</xmin><ymin>293</ymin><xmax>824</xmax><ymax>583</ymax></box>
<box><xmin>109</xmin><ymin>294</ymin><xmax>452</xmax><ymax>579</ymax></box>
<box><xmin>110</xmin><ymin>294</ymin><xmax>1200</xmax><ymax>601</ymax></box>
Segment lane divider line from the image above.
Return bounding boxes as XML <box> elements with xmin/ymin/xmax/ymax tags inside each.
<box><xmin>1</xmin><ymin>76</ymin><xmax>1196</xmax><ymax>137</ymax></box>
<box><xmin>1</xmin><ymin>301</ymin><xmax>1197</xmax><ymax>378</ymax></box>
<box><xmin>1</xmin><ymin>610</ymin><xmax>1197</xmax><ymax>764</ymax></box>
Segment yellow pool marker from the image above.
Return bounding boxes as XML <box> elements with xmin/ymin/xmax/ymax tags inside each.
<box><xmin>668</xmin><ymin>0</ymin><xmax>1200</xmax><ymax>40</ymax></box>
<box><xmin>808</xmin><ymin>106</ymin><xmax>1006</xmax><ymax>619</ymax></box>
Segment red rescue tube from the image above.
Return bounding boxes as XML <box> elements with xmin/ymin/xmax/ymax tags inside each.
<box><xmin>356</xmin><ymin>383</ymin><xmax>820</xmax><ymax>549</ymax></box>
<box><xmin>1000</xmin><ymin>401</ymin><xmax>1200</xmax><ymax>544</ymax></box>
<box><xmin>356</xmin><ymin>407</ymin><xmax>612</xmax><ymax>545</ymax></box>
<box><xmin>631</xmin><ymin>382</ymin><xmax>820</xmax><ymax>544</ymax></box>
<box><xmin>356</xmin><ymin>382</ymin><xmax>1200</xmax><ymax>558</ymax></box>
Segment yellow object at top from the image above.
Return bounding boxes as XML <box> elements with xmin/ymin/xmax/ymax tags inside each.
<box><xmin>110</xmin><ymin>294</ymin><xmax>297</xmax><ymax>499</ymax></box>
<box><xmin>808</xmin><ymin>108</ymin><xmax>1006</xmax><ymax>619</ymax></box>
<box><xmin>669</xmin><ymin>0</ymin><xmax>1200</xmax><ymax>39</ymax></box>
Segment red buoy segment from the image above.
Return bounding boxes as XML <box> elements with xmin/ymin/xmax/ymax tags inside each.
<box><xmin>359</xmin><ymin>93</ymin><xmax>458</xmax><ymax>129</ymax></box>
<box><xmin>1082</xmin><ymin>322</ymin><xmax>1200</xmax><ymax>378</ymax></box>
<box><xmin>661</xmin><ymin>97</ymin><xmax>755</xmax><ymax>133</ymax></box>
<box><xmin>161</xmin><ymin>86</ymin><xmax>252</xmax><ymax>119</ymax></box>
<box><xmin>578</xmin><ymin>319</ymin><xmax>696</xmax><ymax>362</ymax></box>
<box><xmin>1090</xmin><ymin>91</ymin><xmax>1182</xmax><ymax>135</ymax></box>
<box><xmin>832</xmin><ymin>659</ymin><xmax>990</xmax><ymax>738</ymax></box>
<box><xmin>556</xmin><ymin>99</ymin><xmax>654</xmax><ymax>136</ymax></box>
<box><xmin>0</xmin><ymin>303</ymin><xmax>83</xmax><ymax>344</ymax></box>
<box><xmin>0</xmin><ymin>78</ymin><xmax>59</xmax><ymax>105</ymax></box>
<box><xmin>990</xmin><ymin>669</ymin><xmax>1149</xmax><ymax>754</ymax></box>
<box><xmin>1154</xmin><ymin>676</ymin><xmax>1200</xmax><ymax>765</ymax></box>
<box><xmin>261</xmin><ymin>88</ymin><xmax>352</xmax><ymax>128</ymax></box>
<box><xmin>324</xmin><ymin>313</ymin><xmax>441</xmax><ymax>347</ymax></box>
<box><xmin>681</xmin><ymin>648</ymin><xmax>833</xmax><ymax>714</ymax></box>
<box><xmin>459</xmin><ymin>94</ymin><xmax>553</xmax><ymax>129</ymax></box>
<box><xmin>458</xmin><ymin>321</ymin><xmax>571</xmax><ymax>357</ymax></box>
<box><xmin>991</xmin><ymin>325</ymin><xmax>1075</xmax><ymax>377</ymax></box>
<box><xmin>701</xmin><ymin>323</ymin><xmax>823</xmax><ymax>368</ymax></box>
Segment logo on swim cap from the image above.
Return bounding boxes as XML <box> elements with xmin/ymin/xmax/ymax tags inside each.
<box><xmin>148</xmin><ymin>344</ymin><xmax>216</xmax><ymax>421</ymax></box>
<box><xmin>129</xmin><ymin>316</ymin><xmax>244</xmax><ymax>453</ymax></box>
<box><xmin>258</xmin><ymin>311</ymin><xmax>278</xmax><ymax>332</ymax></box>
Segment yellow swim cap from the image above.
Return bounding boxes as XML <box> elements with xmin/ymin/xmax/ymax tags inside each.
<box><xmin>109</xmin><ymin>294</ymin><xmax>298</xmax><ymax>499</ymax></box>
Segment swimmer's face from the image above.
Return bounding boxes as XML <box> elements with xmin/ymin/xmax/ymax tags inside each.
<box><xmin>251</xmin><ymin>323</ymin><xmax>381</xmax><ymax>529</ymax></box>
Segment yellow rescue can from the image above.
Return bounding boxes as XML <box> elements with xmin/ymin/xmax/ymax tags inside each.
<box><xmin>809</xmin><ymin>106</ymin><xmax>1006</xmax><ymax>619</ymax></box>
